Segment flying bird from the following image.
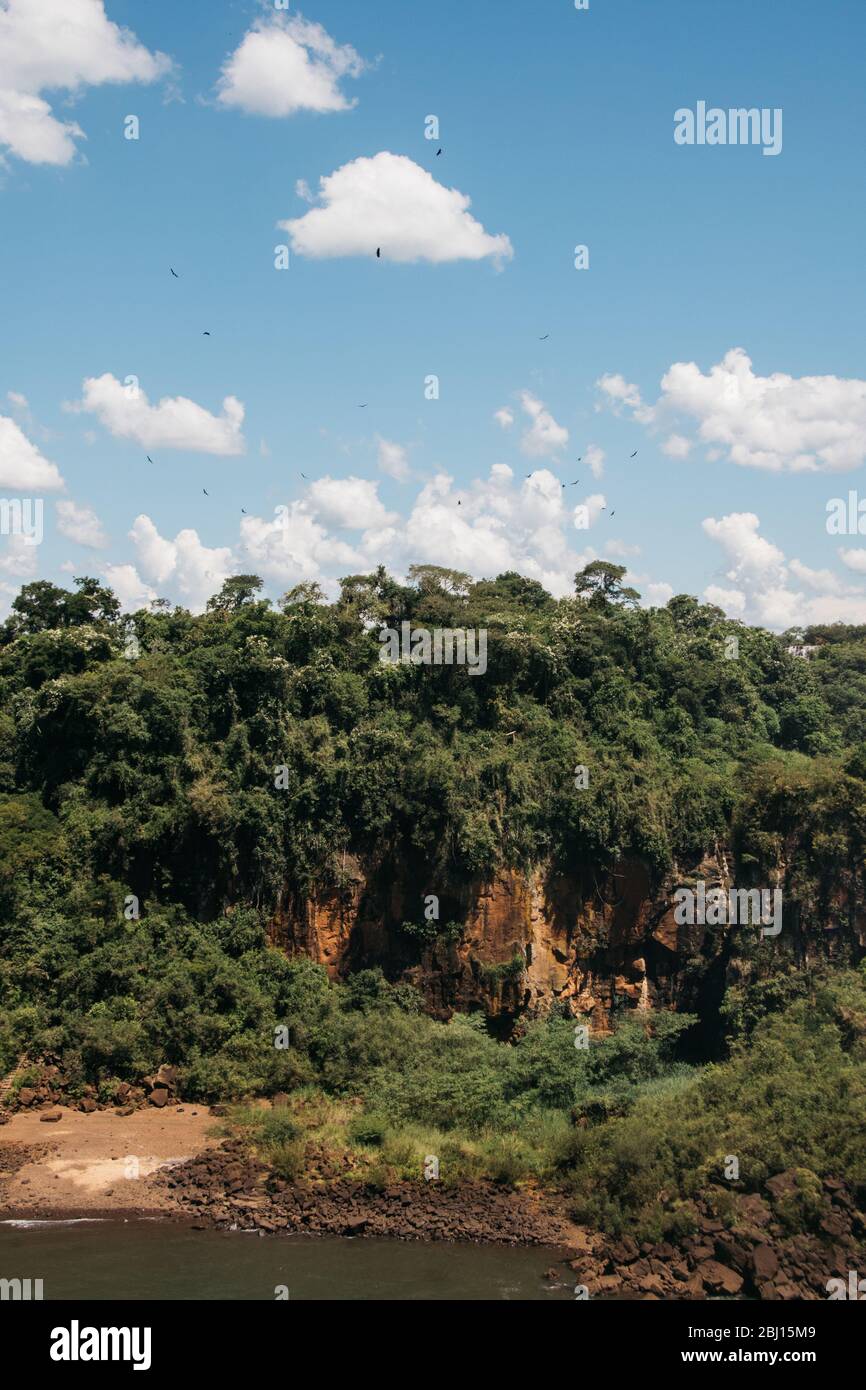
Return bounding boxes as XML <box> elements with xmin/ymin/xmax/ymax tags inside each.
<box><xmin>170</xmin><ymin>268</ymin><xmax>179</xmax><ymax>278</ymax></box>
<box><xmin>540</xmin><ymin>334</ymin><xmax>550</xmax><ymax>341</ymax></box>
<box><xmin>357</xmin><ymin>404</ymin><xmax>368</xmax><ymax>409</ymax></box>
<box><xmin>203</xmin><ymin>489</ymin><xmax>209</xmax><ymax>496</ymax></box>
<box><xmin>376</xmin><ymin>248</ymin><xmax>381</xmax><ymax>259</ymax></box>
<box><xmin>146</xmin><ymin>456</ymin><xmax>154</xmax><ymax>464</ymax></box>
<box><xmin>630</xmin><ymin>451</ymin><xmax>638</xmax><ymax>458</ymax></box>
<box><xmin>610</xmin><ymin>511</ymin><xmax>616</xmax><ymax>518</ymax></box>
<box><xmin>203</xmin><ymin>331</ymin><xmax>211</xmax><ymax>336</ymax></box>
<box><xmin>436</xmin><ymin>149</ymin><xmax>442</xmax><ymax>156</ymax></box>
<box><xmin>241</xmin><ymin>509</ymin><xmax>247</xmax><ymax>515</ymax></box>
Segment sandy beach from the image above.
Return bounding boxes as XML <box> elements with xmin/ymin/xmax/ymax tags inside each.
<box><xmin>0</xmin><ymin>1107</ymin><xmax>219</xmax><ymax>1217</ymax></box>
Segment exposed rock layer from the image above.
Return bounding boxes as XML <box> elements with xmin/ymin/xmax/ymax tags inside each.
<box><xmin>269</xmin><ymin>849</ymin><xmax>866</xmax><ymax>1032</ymax></box>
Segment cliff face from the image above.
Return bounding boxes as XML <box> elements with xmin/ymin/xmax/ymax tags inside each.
<box><xmin>269</xmin><ymin>847</ymin><xmax>866</xmax><ymax>1036</ymax></box>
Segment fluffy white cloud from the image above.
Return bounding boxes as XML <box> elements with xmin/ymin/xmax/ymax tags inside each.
<box><xmin>71</xmin><ymin>375</ymin><xmax>246</xmax><ymax>455</ymax></box>
<box><xmin>494</xmin><ymin>407</ymin><xmax>514</xmax><ymax>430</ymax></box>
<box><xmin>662</xmin><ymin>433</ymin><xmax>692</xmax><ymax>459</ymax></box>
<box><xmin>101</xmin><ymin>562</ymin><xmax>156</xmax><ymax>612</ymax></box>
<box><xmin>129</xmin><ymin>514</ymin><xmax>233</xmax><ymax>610</ymax></box>
<box><xmin>216</xmin><ymin>13</ymin><xmax>365</xmax><ymax>117</ymax></box>
<box><xmin>0</xmin><ymin>0</ymin><xmax>169</xmax><ymax>166</ymax></box>
<box><xmin>240</xmin><ymin>504</ymin><xmax>361</xmax><ymax>591</ymax></box>
<box><xmin>6</xmin><ymin>391</ymin><xmax>28</xmax><ymax>410</ymax></box>
<box><xmin>840</xmin><ymin>549</ymin><xmax>866</xmax><ymax>575</ymax></box>
<box><xmin>0</xmin><ymin>414</ymin><xmax>64</xmax><ymax>490</ymax></box>
<box><xmin>308</xmin><ymin>475</ymin><xmax>397</xmax><ymax>530</ymax></box>
<box><xmin>0</xmin><ymin>533</ymin><xmax>38</xmax><ymax>578</ymax></box>
<box><xmin>704</xmin><ymin>585</ymin><xmax>746</xmax><ymax>613</ymax></box>
<box><xmin>575</xmin><ymin>493</ymin><xmax>607</xmax><ymax>527</ymax></box>
<box><xmin>606</xmin><ymin>539</ymin><xmax>641</xmax><ymax>559</ymax></box>
<box><xmin>596</xmin><ymin>373</ymin><xmax>655</xmax><ymax>425</ymax></box>
<box><xmin>601</xmin><ymin>348</ymin><xmax>866</xmax><ymax>473</ymax></box>
<box><xmin>519</xmin><ymin>391</ymin><xmax>568</xmax><ymax>458</ymax></box>
<box><xmin>56</xmin><ymin>499</ymin><xmax>107</xmax><ymax>548</ymax></box>
<box><xmin>585</xmin><ymin>444</ymin><xmax>605</xmax><ymax>479</ymax></box>
<box><xmin>280</xmin><ymin>152</ymin><xmax>513</xmax><ymax>266</ymax></box>
<box><xmin>376</xmin><ymin>436</ymin><xmax>410</xmax><ymax>482</ymax></box>
<box><xmin>702</xmin><ymin>510</ymin><xmax>866</xmax><ymax>628</ymax></box>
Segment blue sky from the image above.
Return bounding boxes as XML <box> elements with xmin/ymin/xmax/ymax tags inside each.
<box><xmin>2</xmin><ymin>0</ymin><xmax>866</xmax><ymax>627</ymax></box>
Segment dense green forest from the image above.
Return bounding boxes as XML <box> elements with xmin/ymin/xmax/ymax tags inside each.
<box><xmin>0</xmin><ymin>563</ymin><xmax>864</xmax><ymax>1236</ymax></box>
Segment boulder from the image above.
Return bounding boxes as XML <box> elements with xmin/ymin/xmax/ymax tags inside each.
<box><xmin>751</xmin><ymin>1245</ymin><xmax>780</xmax><ymax>1282</ymax></box>
<box><xmin>698</xmin><ymin>1260</ymin><xmax>744</xmax><ymax>1296</ymax></box>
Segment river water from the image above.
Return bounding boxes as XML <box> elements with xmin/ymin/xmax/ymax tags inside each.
<box><xmin>0</xmin><ymin>1220</ymin><xmax>574</xmax><ymax>1300</ymax></box>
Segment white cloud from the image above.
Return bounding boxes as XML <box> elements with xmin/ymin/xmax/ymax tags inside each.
<box><xmin>71</xmin><ymin>375</ymin><xmax>246</xmax><ymax>455</ymax></box>
<box><xmin>101</xmin><ymin>562</ymin><xmax>156</xmax><ymax>612</ymax></box>
<box><xmin>56</xmin><ymin>499</ymin><xmax>107</xmax><ymax>548</ymax></box>
<box><xmin>240</xmin><ymin>504</ymin><xmax>361</xmax><ymax>591</ymax></box>
<box><xmin>702</xmin><ymin>510</ymin><xmax>866</xmax><ymax>628</ymax></box>
<box><xmin>0</xmin><ymin>414</ymin><xmax>64</xmax><ymax>490</ymax></box>
<box><xmin>494</xmin><ymin>407</ymin><xmax>514</xmax><ymax>430</ymax></box>
<box><xmin>644</xmin><ymin>580</ymin><xmax>674</xmax><ymax>607</ymax></box>
<box><xmin>0</xmin><ymin>0</ymin><xmax>170</xmax><ymax>166</ymax></box>
<box><xmin>376</xmin><ymin>436</ymin><xmax>410</xmax><ymax>482</ymax></box>
<box><xmin>216</xmin><ymin>13</ymin><xmax>365</xmax><ymax>117</ymax></box>
<box><xmin>603</xmin><ymin>348</ymin><xmax>866</xmax><ymax>473</ymax></box>
<box><xmin>0</xmin><ymin>533</ymin><xmax>38</xmax><ymax>579</ymax></box>
<box><xmin>519</xmin><ymin>391</ymin><xmax>568</xmax><ymax>458</ymax></box>
<box><xmin>839</xmin><ymin>549</ymin><xmax>866</xmax><ymax>575</ymax></box>
<box><xmin>308</xmin><ymin>475</ymin><xmax>397</xmax><ymax>530</ymax></box>
<box><xmin>575</xmin><ymin>493</ymin><xmax>607</xmax><ymax>527</ymax></box>
<box><xmin>704</xmin><ymin>584</ymin><xmax>746</xmax><ymax>613</ymax></box>
<box><xmin>280</xmin><ymin>152</ymin><xmax>513</xmax><ymax>266</ymax></box>
<box><xmin>129</xmin><ymin>514</ymin><xmax>233</xmax><ymax>610</ymax></box>
<box><xmin>596</xmin><ymin>373</ymin><xmax>655</xmax><ymax>424</ymax></box>
<box><xmin>662</xmin><ymin>433</ymin><xmax>692</xmax><ymax>459</ymax></box>
<box><xmin>606</xmin><ymin>539</ymin><xmax>641</xmax><ymax>559</ymax></box>
<box><xmin>6</xmin><ymin>391</ymin><xmax>28</xmax><ymax>410</ymax></box>
<box><xmin>585</xmin><ymin>444</ymin><xmax>605</xmax><ymax>479</ymax></box>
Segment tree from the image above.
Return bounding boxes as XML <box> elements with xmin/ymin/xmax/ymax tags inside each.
<box><xmin>206</xmin><ymin>575</ymin><xmax>265</xmax><ymax>613</ymax></box>
<box><xmin>574</xmin><ymin>562</ymin><xmax>641</xmax><ymax>610</ymax></box>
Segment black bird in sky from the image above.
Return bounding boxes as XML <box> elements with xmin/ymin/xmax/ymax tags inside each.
<box><xmin>300</xmin><ymin>473</ymin><xmax>308</xmax><ymax>480</ymax></box>
<box><xmin>436</xmin><ymin>148</ymin><xmax>442</xmax><ymax>156</ymax></box>
<box><xmin>203</xmin><ymin>331</ymin><xmax>211</xmax><ymax>336</ymax></box>
<box><xmin>540</xmin><ymin>334</ymin><xmax>550</xmax><ymax>341</ymax></box>
<box><xmin>357</xmin><ymin>404</ymin><xmax>368</xmax><ymax>409</ymax></box>
<box><xmin>376</xmin><ymin>248</ymin><xmax>381</xmax><ymax>258</ymax></box>
<box><xmin>630</xmin><ymin>451</ymin><xmax>638</xmax><ymax>458</ymax></box>
<box><xmin>610</xmin><ymin>511</ymin><xmax>616</xmax><ymax>518</ymax></box>
<box><xmin>241</xmin><ymin>508</ymin><xmax>247</xmax><ymax>514</ymax></box>
<box><xmin>202</xmin><ymin>489</ymin><xmax>209</xmax><ymax>496</ymax></box>
<box><xmin>146</xmin><ymin>456</ymin><xmax>153</xmax><ymax>464</ymax></box>
<box><xmin>170</xmin><ymin>267</ymin><xmax>179</xmax><ymax>277</ymax></box>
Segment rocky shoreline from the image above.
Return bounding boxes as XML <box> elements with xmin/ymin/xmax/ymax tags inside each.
<box><xmin>153</xmin><ymin>1141</ymin><xmax>866</xmax><ymax>1300</ymax></box>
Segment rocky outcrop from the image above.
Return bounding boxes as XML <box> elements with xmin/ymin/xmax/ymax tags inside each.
<box><xmin>268</xmin><ymin>847</ymin><xmax>866</xmax><ymax>1034</ymax></box>
<box><xmin>154</xmin><ymin>1138</ymin><xmax>575</xmax><ymax>1247</ymax></box>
